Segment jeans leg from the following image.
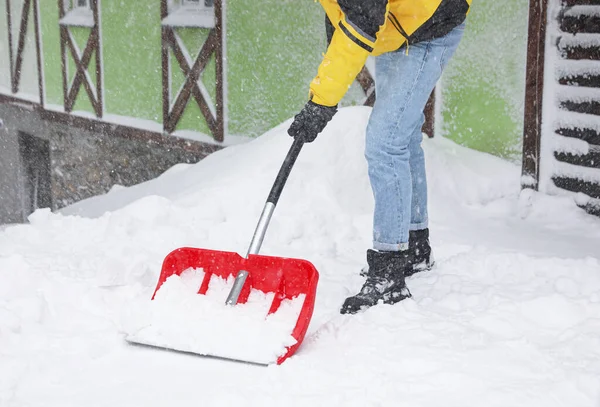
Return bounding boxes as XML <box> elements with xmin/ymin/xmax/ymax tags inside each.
<box><xmin>365</xmin><ymin>24</ymin><xmax>465</xmax><ymax>251</ymax></box>
<box><xmin>365</xmin><ymin>51</ymin><xmax>412</xmax><ymax>252</ymax></box>
<box><xmin>409</xmin><ymin>113</ymin><xmax>428</xmax><ymax>231</ymax></box>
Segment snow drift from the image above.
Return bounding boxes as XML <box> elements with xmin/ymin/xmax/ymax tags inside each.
<box><xmin>1</xmin><ymin>107</ymin><xmax>600</xmax><ymax>406</ymax></box>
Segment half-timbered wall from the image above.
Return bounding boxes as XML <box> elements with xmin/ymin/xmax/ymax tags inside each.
<box><xmin>161</xmin><ymin>0</ymin><xmax>224</xmax><ymax>141</ymax></box>
<box><xmin>1</xmin><ymin>0</ymin><xmax>545</xmax><ymax>223</ymax></box>
<box><xmin>0</xmin><ymin>0</ymin><xmax>11</xmax><ymax>90</ymax></box>
<box><xmin>0</xmin><ymin>0</ymin><xmax>225</xmax><ymax>224</ymax></box>
<box><xmin>0</xmin><ymin>0</ymin><xmax>43</xmax><ymax>103</ymax></box>
<box><xmin>59</xmin><ymin>0</ymin><xmax>103</xmax><ymax>117</ymax></box>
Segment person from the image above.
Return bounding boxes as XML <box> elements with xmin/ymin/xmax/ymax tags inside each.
<box><xmin>287</xmin><ymin>0</ymin><xmax>472</xmax><ymax>314</ymax></box>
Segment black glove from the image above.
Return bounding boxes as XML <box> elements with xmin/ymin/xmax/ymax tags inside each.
<box><xmin>288</xmin><ymin>101</ymin><xmax>337</xmax><ymax>143</ymax></box>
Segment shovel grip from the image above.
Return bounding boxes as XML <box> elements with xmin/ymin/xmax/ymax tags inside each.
<box><xmin>267</xmin><ymin>137</ymin><xmax>304</xmax><ymax>206</ymax></box>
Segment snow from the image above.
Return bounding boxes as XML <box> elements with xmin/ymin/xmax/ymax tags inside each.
<box><xmin>557</xmin><ymin>84</ymin><xmax>600</xmax><ymax>104</ymax></box>
<box><xmin>124</xmin><ymin>269</ymin><xmax>304</xmax><ymax>365</ymax></box>
<box><xmin>43</xmin><ymin>103</ymin><xmax>247</xmax><ymax>146</ymax></box>
<box><xmin>555</xmin><ymin>110</ymin><xmax>600</xmax><ymax>133</ymax></box>
<box><xmin>1</xmin><ymin>107</ymin><xmax>600</xmax><ymax>406</ymax></box>
<box><xmin>559</xmin><ymin>33</ymin><xmax>600</xmax><ymax>50</ymax></box>
<box><xmin>563</xmin><ymin>6</ymin><xmax>600</xmax><ymax>18</ymax></box>
<box><xmin>554</xmin><ymin>160</ymin><xmax>600</xmax><ymax>184</ymax></box>
<box><xmin>556</xmin><ymin>59</ymin><xmax>600</xmax><ymax>79</ymax></box>
<box><xmin>0</xmin><ymin>86</ymin><xmax>40</xmax><ymax>103</ymax></box>
<box><xmin>161</xmin><ymin>6</ymin><xmax>215</xmax><ymax>28</ymax></box>
<box><xmin>552</xmin><ymin>131</ymin><xmax>590</xmax><ymax>155</ymax></box>
<box><xmin>59</xmin><ymin>7</ymin><xmax>94</xmax><ymax>28</ymax></box>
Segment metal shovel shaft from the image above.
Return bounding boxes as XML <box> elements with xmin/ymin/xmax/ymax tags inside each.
<box><xmin>246</xmin><ymin>202</ymin><xmax>277</xmax><ymax>257</ymax></box>
<box><xmin>225</xmin><ymin>138</ymin><xmax>305</xmax><ymax>305</ymax></box>
<box><xmin>224</xmin><ymin>202</ymin><xmax>274</xmax><ymax>305</ymax></box>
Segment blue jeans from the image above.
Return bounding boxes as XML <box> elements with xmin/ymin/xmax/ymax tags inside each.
<box><xmin>365</xmin><ymin>23</ymin><xmax>465</xmax><ymax>252</ymax></box>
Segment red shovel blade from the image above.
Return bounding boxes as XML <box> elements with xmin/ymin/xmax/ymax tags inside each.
<box><xmin>151</xmin><ymin>247</ymin><xmax>319</xmax><ymax>364</ymax></box>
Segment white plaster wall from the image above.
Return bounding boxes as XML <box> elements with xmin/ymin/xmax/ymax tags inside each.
<box><xmin>0</xmin><ymin>0</ymin><xmax>11</xmax><ymax>90</ymax></box>
<box><xmin>0</xmin><ymin>0</ymin><xmax>40</xmax><ymax>100</ymax></box>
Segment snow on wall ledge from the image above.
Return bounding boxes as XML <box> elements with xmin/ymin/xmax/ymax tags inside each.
<box><xmin>1</xmin><ymin>107</ymin><xmax>599</xmax><ymax>406</ymax></box>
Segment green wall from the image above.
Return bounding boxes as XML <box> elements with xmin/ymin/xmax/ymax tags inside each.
<box><xmin>226</xmin><ymin>0</ymin><xmax>530</xmax><ymax>157</ymax></box>
<box><xmin>40</xmin><ymin>1</ymin><xmax>214</xmax><ymax>134</ymax></box>
<box><xmin>101</xmin><ymin>2</ymin><xmax>162</xmax><ymax>124</ymax></box>
<box><xmin>35</xmin><ymin>0</ymin><xmax>529</xmax><ymax>157</ymax></box>
<box><xmin>40</xmin><ymin>1</ymin><xmax>61</xmax><ymax>106</ymax></box>
<box><xmin>226</xmin><ymin>0</ymin><xmax>325</xmax><ymax>137</ymax></box>
<box><xmin>441</xmin><ymin>0</ymin><xmax>529</xmax><ymax>159</ymax></box>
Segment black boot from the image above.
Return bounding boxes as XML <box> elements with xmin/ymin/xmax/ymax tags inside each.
<box><xmin>341</xmin><ymin>249</ymin><xmax>411</xmax><ymax>314</ymax></box>
<box><xmin>360</xmin><ymin>229</ymin><xmax>435</xmax><ymax>277</ymax></box>
<box><xmin>406</xmin><ymin>228</ymin><xmax>434</xmax><ymax>277</ymax></box>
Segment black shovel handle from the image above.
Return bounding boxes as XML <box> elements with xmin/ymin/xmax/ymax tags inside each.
<box><xmin>226</xmin><ymin>137</ymin><xmax>306</xmax><ymax>305</ymax></box>
<box><xmin>267</xmin><ymin>137</ymin><xmax>305</xmax><ymax>206</ymax></box>
<box><xmin>245</xmin><ymin>136</ymin><xmax>306</xmax><ymax>258</ymax></box>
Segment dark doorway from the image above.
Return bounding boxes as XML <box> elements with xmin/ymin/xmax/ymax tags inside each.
<box><xmin>18</xmin><ymin>132</ymin><xmax>52</xmax><ymax>220</ymax></box>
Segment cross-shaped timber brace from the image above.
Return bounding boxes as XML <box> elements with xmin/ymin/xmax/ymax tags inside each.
<box><xmin>161</xmin><ymin>0</ymin><xmax>225</xmax><ymax>142</ymax></box>
<box><xmin>5</xmin><ymin>0</ymin><xmax>44</xmax><ymax>104</ymax></box>
<box><xmin>163</xmin><ymin>29</ymin><xmax>218</xmax><ymax>137</ymax></box>
<box><xmin>59</xmin><ymin>0</ymin><xmax>103</xmax><ymax>118</ymax></box>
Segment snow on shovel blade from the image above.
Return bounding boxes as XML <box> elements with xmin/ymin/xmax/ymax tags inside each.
<box><xmin>125</xmin><ymin>247</ymin><xmax>319</xmax><ymax>365</ymax></box>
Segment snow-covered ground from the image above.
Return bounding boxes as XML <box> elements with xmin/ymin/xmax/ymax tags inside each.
<box><xmin>1</xmin><ymin>107</ymin><xmax>599</xmax><ymax>406</ymax></box>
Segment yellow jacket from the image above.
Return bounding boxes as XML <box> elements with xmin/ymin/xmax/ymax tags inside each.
<box><xmin>310</xmin><ymin>0</ymin><xmax>472</xmax><ymax>107</ymax></box>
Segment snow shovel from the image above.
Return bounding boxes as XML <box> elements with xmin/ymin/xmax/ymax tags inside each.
<box><xmin>127</xmin><ymin>137</ymin><xmax>319</xmax><ymax>365</ymax></box>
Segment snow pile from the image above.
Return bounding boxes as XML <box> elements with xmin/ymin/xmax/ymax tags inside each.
<box><xmin>124</xmin><ymin>269</ymin><xmax>303</xmax><ymax>365</ymax></box>
<box><xmin>0</xmin><ymin>107</ymin><xmax>599</xmax><ymax>406</ymax></box>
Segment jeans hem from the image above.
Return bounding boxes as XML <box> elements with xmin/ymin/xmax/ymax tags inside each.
<box><xmin>373</xmin><ymin>241</ymin><xmax>409</xmax><ymax>252</ymax></box>
<box><xmin>409</xmin><ymin>221</ymin><xmax>428</xmax><ymax>231</ymax></box>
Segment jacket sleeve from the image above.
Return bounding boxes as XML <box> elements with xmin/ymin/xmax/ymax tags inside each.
<box><xmin>310</xmin><ymin>0</ymin><xmax>389</xmax><ymax>107</ymax></box>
